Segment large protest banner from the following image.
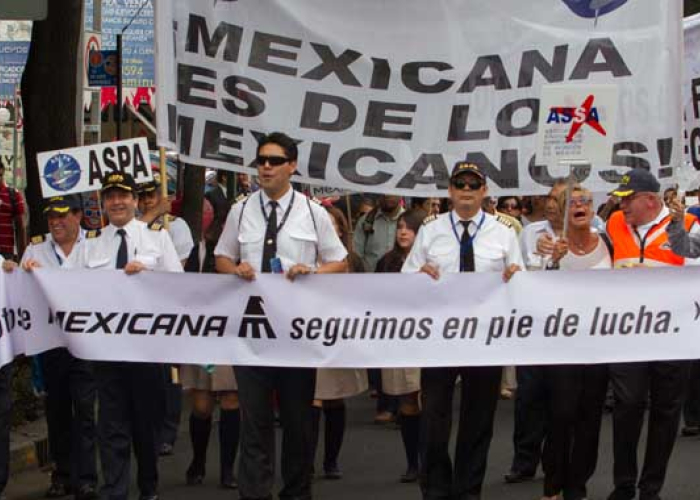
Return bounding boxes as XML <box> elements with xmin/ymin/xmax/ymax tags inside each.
<box><xmin>685</xmin><ymin>13</ymin><xmax>700</xmax><ymax>173</ymax></box>
<box><xmin>3</xmin><ymin>267</ymin><xmax>700</xmax><ymax>369</ymax></box>
<box><xmin>155</xmin><ymin>0</ymin><xmax>683</xmax><ymax>196</ymax></box>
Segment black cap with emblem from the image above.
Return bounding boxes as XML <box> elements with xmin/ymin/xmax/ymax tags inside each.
<box><xmin>138</xmin><ymin>171</ymin><xmax>163</xmax><ymax>195</ymax></box>
<box><xmin>43</xmin><ymin>195</ymin><xmax>82</xmax><ymax>215</ymax></box>
<box><xmin>101</xmin><ymin>172</ymin><xmax>137</xmax><ymax>194</ymax></box>
<box><xmin>451</xmin><ymin>161</ymin><xmax>486</xmax><ymax>181</ymax></box>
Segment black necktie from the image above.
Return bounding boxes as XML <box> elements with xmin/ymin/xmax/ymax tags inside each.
<box><xmin>460</xmin><ymin>221</ymin><xmax>475</xmax><ymax>273</ymax></box>
<box><xmin>116</xmin><ymin>228</ymin><xmax>128</xmax><ymax>269</ymax></box>
<box><xmin>261</xmin><ymin>201</ymin><xmax>278</xmax><ymax>273</ymax></box>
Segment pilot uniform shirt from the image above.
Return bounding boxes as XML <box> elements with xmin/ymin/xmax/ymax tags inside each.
<box><xmin>21</xmin><ymin>231</ymin><xmax>89</xmax><ymax>269</ymax></box>
<box><xmin>214</xmin><ymin>189</ymin><xmax>347</xmax><ymax>272</ymax></box>
<box><xmin>79</xmin><ymin>219</ymin><xmax>183</xmax><ymax>273</ymax></box>
<box><xmin>148</xmin><ymin>215</ymin><xmax>194</xmax><ymax>262</ymax></box>
<box><xmin>402</xmin><ymin>209</ymin><xmax>524</xmax><ymax>274</ymax></box>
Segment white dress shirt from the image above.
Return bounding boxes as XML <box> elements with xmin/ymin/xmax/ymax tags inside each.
<box><xmin>402</xmin><ymin>210</ymin><xmax>524</xmax><ymax>274</ymax></box>
<box><xmin>215</xmin><ymin>189</ymin><xmax>347</xmax><ymax>272</ymax></box>
<box><xmin>78</xmin><ymin>219</ymin><xmax>183</xmax><ymax>272</ymax></box>
<box><xmin>21</xmin><ymin>231</ymin><xmax>88</xmax><ymax>269</ymax></box>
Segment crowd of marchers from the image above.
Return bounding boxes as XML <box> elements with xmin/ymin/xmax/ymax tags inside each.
<box><xmin>0</xmin><ymin>136</ymin><xmax>699</xmax><ymax>500</ymax></box>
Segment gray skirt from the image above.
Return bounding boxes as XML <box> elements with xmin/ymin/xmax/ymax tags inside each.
<box><xmin>180</xmin><ymin>364</ymin><xmax>238</xmax><ymax>392</ymax></box>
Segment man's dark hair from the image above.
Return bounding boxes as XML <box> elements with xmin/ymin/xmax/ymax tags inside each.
<box><xmin>257</xmin><ymin>132</ymin><xmax>298</xmax><ymax>162</ymax></box>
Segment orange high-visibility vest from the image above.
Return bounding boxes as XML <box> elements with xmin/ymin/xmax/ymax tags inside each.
<box><xmin>606</xmin><ymin>210</ymin><xmax>696</xmax><ymax>268</ymax></box>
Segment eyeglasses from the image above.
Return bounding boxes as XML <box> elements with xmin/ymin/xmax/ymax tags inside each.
<box><xmin>502</xmin><ymin>202</ymin><xmax>519</xmax><ymax>210</ymax></box>
<box><xmin>451</xmin><ymin>178</ymin><xmax>484</xmax><ymax>190</ymax></box>
<box><xmin>256</xmin><ymin>155</ymin><xmax>289</xmax><ymax>167</ymax></box>
<box><xmin>569</xmin><ymin>196</ymin><xmax>592</xmax><ymax>206</ymax></box>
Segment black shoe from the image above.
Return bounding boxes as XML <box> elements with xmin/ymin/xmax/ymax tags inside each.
<box><xmin>681</xmin><ymin>425</ymin><xmax>700</xmax><ymax>437</ymax></box>
<box><xmin>400</xmin><ymin>466</ymin><xmax>419</xmax><ymax>483</ymax></box>
<box><xmin>606</xmin><ymin>488</ymin><xmax>636</xmax><ymax>500</ymax></box>
<box><xmin>159</xmin><ymin>443</ymin><xmax>174</xmax><ymax>456</ymax></box>
<box><xmin>219</xmin><ymin>473</ymin><xmax>238</xmax><ymax>490</ymax></box>
<box><xmin>504</xmin><ymin>470</ymin><xmax>535</xmax><ymax>483</ymax></box>
<box><xmin>324</xmin><ymin>464</ymin><xmax>343</xmax><ymax>480</ymax></box>
<box><xmin>138</xmin><ymin>495</ymin><xmax>159</xmax><ymax>500</ymax></box>
<box><xmin>46</xmin><ymin>481</ymin><xmax>72</xmax><ymax>498</ymax></box>
<box><xmin>74</xmin><ymin>484</ymin><xmax>98</xmax><ymax>500</ymax></box>
<box><xmin>186</xmin><ymin>461</ymin><xmax>205</xmax><ymax>486</ymax></box>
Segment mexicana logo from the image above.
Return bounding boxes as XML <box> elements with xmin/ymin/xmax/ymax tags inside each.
<box><xmin>43</xmin><ymin>153</ymin><xmax>81</xmax><ymax>192</ymax></box>
<box><xmin>546</xmin><ymin>94</ymin><xmax>607</xmax><ymax>143</ymax></box>
<box><xmin>238</xmin><ymin>296</ymin><xmax>276</xmax><ymax>339</ymax></box>
<box><xmin>562</xmin><ymin>0</ymin><xmax>628</xmax><ymax>26</ymax></box>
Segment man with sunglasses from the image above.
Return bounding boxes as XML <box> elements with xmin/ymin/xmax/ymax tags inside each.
<box><xmin>403</xmin><ymin>161</ymin><xmax>523</xmax><ymax>500</ymax></box>
<box><xmin>604</xmin><ymin>168</ymin><xmax>699</xmax><ymax>500</ymax></box>
<box><xmin>215</xmin><ymin>132</ymin><xmax>347</xmax><ymax>500</ymax></box>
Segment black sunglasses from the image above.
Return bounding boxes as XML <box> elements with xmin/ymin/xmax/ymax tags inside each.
<box><xmin>451</xmin><ymin>177</ymin><xmax>484</xmax><ymax>190</ymax></box>
<box><xmin>256</xmin><ymin>155</ymin><xmax>289</xmax><ymax>167</ymax></box>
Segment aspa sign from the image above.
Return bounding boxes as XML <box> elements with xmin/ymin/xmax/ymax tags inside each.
<box><xmin>37</xmin><ymin>138</ymin><xmax>153</xmax><ymax>197</ymax></box>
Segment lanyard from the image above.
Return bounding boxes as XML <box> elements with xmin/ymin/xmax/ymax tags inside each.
<box><xmin>51</xmin><ymin>242</ymin><xmax>63</xmax><ymax>266</ymax></box>
<box><xmin>259</xmin><ymin>191</ymin><xmax>296</xmax><ymax>233</ymax></box>
<box><xmin>450</xmin><ymin>212</ymin><xmax>486</xmax><ymax>258</ymax></box>
<box><xmin>632</xmin><ymin>215</ymin><xmax>670</xmax><ymax>264</ymax></box>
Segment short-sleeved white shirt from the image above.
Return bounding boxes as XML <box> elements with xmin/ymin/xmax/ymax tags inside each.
<box><xmin>402</xmin><ymin>210</ymin><xmax>524</xmax><ymax>274</ymax></box>
<box><xmin>215</xmin><ymin>189</ymin><xmax>347</xmax><ymax>272</ymax></box>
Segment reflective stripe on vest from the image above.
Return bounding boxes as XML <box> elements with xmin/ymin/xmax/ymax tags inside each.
<box><xmin>606</xmin><ymin>211</ymin><xmax>696</xmax><ymax>268</ymax></box>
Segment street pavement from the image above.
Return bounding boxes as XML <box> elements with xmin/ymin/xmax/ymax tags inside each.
<box><xmin>6</xmin><ymin>393</ymin><xmax>700</xmax><ymax>499</ymax></box>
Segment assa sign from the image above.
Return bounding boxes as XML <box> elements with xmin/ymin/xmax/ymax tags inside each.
<box><xmin>546</xmin><ymin>95</ymin><xmax>607</xmax><ymax>143</ymax></box>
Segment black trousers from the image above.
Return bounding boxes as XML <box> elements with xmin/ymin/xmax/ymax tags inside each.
<box><xmin>0</xmin><ymin>363</ymin><xmax>11</xmax><ymax>495</ymax></box>
<box><xmin>160</xmin><ymin>365</ymin><xmax>182</xmax><ymax>448</ymax></box>
<box><xmin>41</xmin><ymin>348</ymin><xmax>97</xmax><ymax>489</ymax></box>
<box><xmin>541</xmin><ymin>364</ymin><xmax>608</xmax><ymax>500</ymax></box>
<box><xmin>94</xmin><ymin>361</ymin><xmax>165</xmax><ymax>500</ymax></box>
<box><xmin>609</xmin><ymin>361</ymin><xmax>688</xmax><ymax>499</ymax></box>
<box><xmin>683</xmin><ymin>360</ymin><xmax>700</xmax><ymax>428</ymax></box>
<box><xmin>420</xmin><ymin>366</ymin><xmax>501</xmax><ymax>500</ymax></box>
<box><xmin>235</xmin><ymin>366</ymin><xmax>316</xmax><ymax>500</ymax></box>
<box><xmin>510</xmin><ymin>365</ymin><xmax>547</xmax><ymax>476</ymax></box>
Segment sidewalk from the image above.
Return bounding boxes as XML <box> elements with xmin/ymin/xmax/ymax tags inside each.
<box><xmin>9</xmin><ymin>416</ymin><xmax>49</xmax><ymax>475</ymax></box>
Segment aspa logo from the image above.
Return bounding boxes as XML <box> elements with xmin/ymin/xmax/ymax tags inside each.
<box><xmin>238</xmin><ymin>296</ymin><xmax>276</xmax><ymax>339</ymax></box>
<box><xmin>562</xmin><ymin>0</ymin><xmax>628</xmax><ymax>26</ymax></box>
<box><xmin>546</xmin><ymin>94</ymin><xmax>607</xmax><ymax>143</ymax></box>
<box><xmin>43</xmin><ymin>153</ymin><xmax>81</xmax><ymax>192</ymax></box>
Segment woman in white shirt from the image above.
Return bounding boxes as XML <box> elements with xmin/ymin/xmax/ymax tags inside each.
<box><xmin>540</xmin><ymin>186</ymin><xmax>611</xmax><ymax>500</ymax></box>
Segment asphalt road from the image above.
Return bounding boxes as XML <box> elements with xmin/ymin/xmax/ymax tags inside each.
<box><xmin>6</xmin><ymin>394</ymin><xmax>700</xmax><ymax>499</ymax></box>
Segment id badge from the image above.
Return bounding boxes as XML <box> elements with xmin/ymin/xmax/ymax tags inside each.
<box><xmin>270</xmin><ymin>257</ymin><xmax>283</xmax><ymax>274</ymax></box>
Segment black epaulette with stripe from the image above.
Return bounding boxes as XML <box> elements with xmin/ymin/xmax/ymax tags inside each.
<box><xmin>422</xmin><ymin>214</ymin><xmax>439</xmax><ymax>225</ymax></box>
<box><xmin>85</xmin><ymin>229</ymin><xmax>101</xmax><ymax>239</ymax></box>
<box><xmin>30</xmin><ymin>234</ymin><xmax>46</xmax><ymax>245</ymax></box>
<box><xmin>235</xmin><ymin>193</ymin><xmax>249</xmax><ymax>204</ymax></box>
<box><xmin>150</xmin><ymin>222</ymin><xmax>164</xmax><ymax>231</ymax></box>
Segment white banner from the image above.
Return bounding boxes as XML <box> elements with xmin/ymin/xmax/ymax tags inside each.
<box><xmin>37</xmin><ymin>138</ymin><xmax>153</xmax><ymax>197</ymax></box>
<box><xmin>684</xmin><ymin>14</ymin><xmax>700</xmax><ymax>175</ymax></box>
<box><xmin>155</xmin><ymin>0</ymin><xmax>683</xmax><ymax>196</ymax></box>
<box><xmin>3</xmin><ymin>267</ymin><xmax>700</xmax><ymax>368</ymax></box>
